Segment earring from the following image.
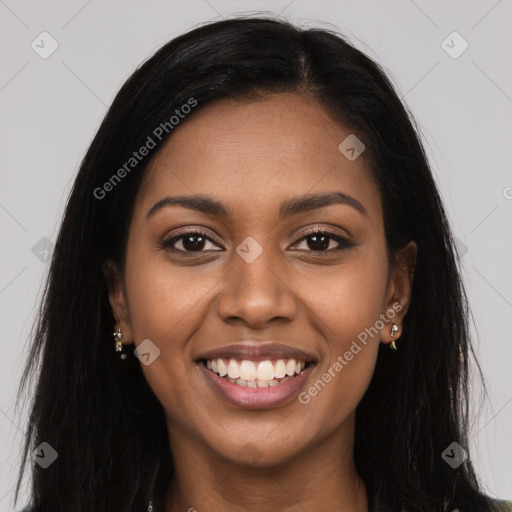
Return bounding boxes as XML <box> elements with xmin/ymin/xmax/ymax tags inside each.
<box><xmin>113</xmin><ymin>326</ymin><xmax>129</xmax><ymax>360</ymax></box>
<box><xmin>390</xmin><ymin>323</ymin><xmax>399</xmax><ymax>351</ymax></box>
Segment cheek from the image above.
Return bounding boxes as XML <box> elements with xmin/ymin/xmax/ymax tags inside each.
<box><xmin>124</xmin><ymin>245</ymin><xmax>213</xmax><ymax>342</ymax></box>
<box><xmin>299</xmin><ymin>278</ymin><xmax>383</xmax><ymax>436</ymax></box>
<box><xmin>306</xmin><ymin>246</ymin><xmax>389</xmax><ymax>349</ymax></box>
<box><xmin>122</xmin><ymin>246</ymin><xmax>212</xmax><ymax>395</ymax></box>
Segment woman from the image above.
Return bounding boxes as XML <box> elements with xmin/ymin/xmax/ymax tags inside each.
<box><xmin>14</xmin><ymin>16</ymin><xmax>511</xmax><ymax>512</ymax></box>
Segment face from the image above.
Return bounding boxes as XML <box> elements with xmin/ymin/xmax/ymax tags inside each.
<box><xmin>108</xmin><ymin>92</ymin><xmax>416</xmax><ymax>468</ymax></box>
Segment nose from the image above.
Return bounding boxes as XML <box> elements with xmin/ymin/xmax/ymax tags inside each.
<box><xmin>215</xmin><ymin>245</ymin><xmax>298</xmax><ymax>329</ymax></box>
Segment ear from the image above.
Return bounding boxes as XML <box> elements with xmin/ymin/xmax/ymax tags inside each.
<box><xmin>379</xmin><ymin>240</ymin><xmax>417</xmax><ymax>345</ymax></box>
<box><xmin>102</xmin><ymin>260</ymin><xmax>133</xmax><ymax>344</ymax></box>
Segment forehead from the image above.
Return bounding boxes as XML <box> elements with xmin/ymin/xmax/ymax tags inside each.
<box><xmin>136</xmin><ymin>92</ymin><xmax>381</xmax><ymax>223</ymax></box>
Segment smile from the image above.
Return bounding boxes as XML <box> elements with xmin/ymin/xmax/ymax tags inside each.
<box><xmin>202</xmin><ymin>358</ymin><xmax>311</xmax><ymax>387</ymax></box>
<box><xmin>198</xmin><ymin>357</ymin><xmax>316</xmax><ymax>409</ymax></box>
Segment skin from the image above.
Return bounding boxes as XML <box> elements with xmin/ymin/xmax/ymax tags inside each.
<box><xmin>107</xmin><ymin>92</ymin><xmax>417</xmax><ymax>512</ymax></box>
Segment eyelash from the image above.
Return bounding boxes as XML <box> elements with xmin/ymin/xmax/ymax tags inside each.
<box><xmin>158</xmin><ymin>227</ymin><xmax>353</xmax><ymax>258</ymax></box>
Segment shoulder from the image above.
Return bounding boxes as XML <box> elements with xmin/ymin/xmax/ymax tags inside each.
<box><xmin>490</xmin><ymin>499</ymin><xmax>512</xmax><ymax>512</ymax></box>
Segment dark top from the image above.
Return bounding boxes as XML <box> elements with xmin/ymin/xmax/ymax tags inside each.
<box><xmin>490</xmin><ymin>501</ymin><xmax>512</xmax><ymax>512</ymax></box>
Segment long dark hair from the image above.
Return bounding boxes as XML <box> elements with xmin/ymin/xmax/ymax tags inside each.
<box><xmin>14</xmin><ymin>16</ymin><xmax>495</xmax><ymax>512</ymax></box>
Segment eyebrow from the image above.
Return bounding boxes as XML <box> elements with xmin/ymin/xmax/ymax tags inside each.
<box><xmin>146</xmin><ymin>191</ymin><xmax>368</xmax><ymax>220</ymax></box>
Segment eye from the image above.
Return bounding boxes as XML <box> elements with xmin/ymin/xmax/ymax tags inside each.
<box><xmin>291</xmin><ymin>227</ymin><xmax>354</xmax><ymax>255</ymax></box>
<box><xmin>159</xmin><ymin>229</ymin><xmax>222</xmax><ymax>256</ymax></box>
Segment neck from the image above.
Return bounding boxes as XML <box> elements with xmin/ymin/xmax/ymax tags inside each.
<box><xmin>163</xmin><ymin>412</ymin><xmax>368</xmax><ymax>512</ymax></box>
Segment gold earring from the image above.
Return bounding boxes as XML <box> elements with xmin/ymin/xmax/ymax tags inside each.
<box><xmin>390</xmin><ymin>323</ymin><xmax>399</xmax><ymax>351</ymax></box>
<box><xmin>113</xmin><ymin>326</ymin><xmax>128</xmax><ymax>359</ymax></box>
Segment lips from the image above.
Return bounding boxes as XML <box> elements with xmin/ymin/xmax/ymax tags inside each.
<box><xmin>195</xmin><ymin>342</ymin><xmax>317</xmax><ymax>409</ymax></box>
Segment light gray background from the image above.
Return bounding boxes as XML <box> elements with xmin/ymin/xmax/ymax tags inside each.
<box><xmin>1</xmin><ymin>0</ymin><xmax>511</xmax><ymax>509</ymax></box>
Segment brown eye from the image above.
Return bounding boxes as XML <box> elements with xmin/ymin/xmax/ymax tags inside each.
<box><xmin>292</xmin><ymin>229</ymin><xmax>353</xmax><ymax>254</ymax></box>
<box><xmin>160</xmin><ymin>230</ymin><xmax>223</xmax><ymax>255</ymax></box>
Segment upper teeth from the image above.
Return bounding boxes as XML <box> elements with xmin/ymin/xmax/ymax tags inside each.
<box><xmin>206</xmin><ymin>358</ymin><xmax>306</xmax><ymax>381</ymax></box>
